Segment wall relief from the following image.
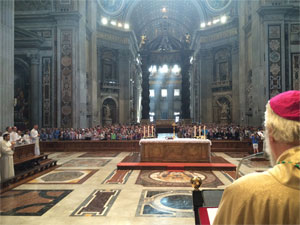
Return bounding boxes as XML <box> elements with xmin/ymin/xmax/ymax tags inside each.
<box><xmin>101</xmin><ymin>48</ymin><xmax>118</xmax><ymax>85</ymax></box>
<box><xmin>14</xmin><ymin>58</ymin><xmax>30</xmax><ymax>129</ymax></box>
<box><xmin>214</xmin><ymin>48</ymin><xmax>231</xmax><ymax>82</ymax></box>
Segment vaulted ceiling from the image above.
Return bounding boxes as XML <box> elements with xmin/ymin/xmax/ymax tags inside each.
<box><xmin>97</xmin><ymin>0</ymin><xmax>235</xmax><ymax>45</ymax></box>
<box><xmin>126</xmin><ymin>0</ymin><xmax>206</xmax><ymax>43</ymax></box>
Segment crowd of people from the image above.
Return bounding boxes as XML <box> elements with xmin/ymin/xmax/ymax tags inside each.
<box><xmin>0</xmin><ymin>124</ymin><xmax>264</xmax><ymax>143</ymax></box>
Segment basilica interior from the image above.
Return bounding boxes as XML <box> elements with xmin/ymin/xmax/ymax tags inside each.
<box><xmin>1</xmin><ymin>0</ymin><xmax>299</xmax><ymax>130</ymax></box>
<box><xmin>0</xmin><ymin>0</ymin><xmax>299</xmax><ymax>225</ymax></box>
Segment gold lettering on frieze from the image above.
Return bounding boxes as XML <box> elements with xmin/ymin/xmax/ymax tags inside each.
<box><xmin>97</xmin><ymin>32</ymin><xmax>128</xmax><ymax>44</ymax></box>
<box><xmin>200</xmin><ymin>28</ymin><xmax>238</xmax><ymax>43</ymax></box>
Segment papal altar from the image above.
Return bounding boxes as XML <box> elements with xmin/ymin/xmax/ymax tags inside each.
<box><xmin>139</xmin><ymin>138</ymin><xmax>212</xmax><ymax>163</ymax></box>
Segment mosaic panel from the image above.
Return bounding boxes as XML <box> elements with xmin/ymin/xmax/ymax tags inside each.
<box><xmin>136</xmin><ymin>170</ymin><xmax>224</xmax><ymax>188</ymax></box>
<box><xmin>102</xmin><ymin>169</ymin><xmax>132</xmax><ymax>184</ymax></box>
<box><xmin>136</xmin><ymin>190</ymin><xmax>193</xmax><ymax>217</ymax></box>
<box><xmin>268</xmin><ymin>25</ymin><xmax>282</xmax><ymax>98</ymax></box>
<box><xmin>79</xmin><ymin>152</ymin><xmax>119</xmax><ymax>158</ymax></box>
<box><xmin>61</xmin><ymin>159</ymin><xmax>110</xmax><ymax>167</ymax></box>
<box><xmin>42</xmin><ymin>57</ymin><xmax>52</xmax><ymax>127</ymax></box>
<box><xmin>71</xmin><ymin>189</ymin><xmax>120</xmax><ymax>216</ymax></box>
<box><xmin>60</xmin><ymin>29</ymin><xmax>73</xmax><ymax>127</ymax></box>
<box><xmin>0</xmin><ymin>190</ymin><xmax>72</xmax><ymax>216</ymax></box>
<box><xmin>27</xmin><ymin>169</ymin><xmax>98</xmax><ymax>184</ymax></box>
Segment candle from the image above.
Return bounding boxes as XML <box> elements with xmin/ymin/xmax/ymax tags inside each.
<box><xmin>204</xmin><ymin>126</ymin><xmax>206</xmax><ymax>138</ymax></box>
<box><xmin>143</xmin><ymin>126</ymin><xmax>145</xmax><ymax>137</ymax></box>
<box><xmin>199</xmin><ymin>126</ymin><xmax>201</xmax><ymax>136</ymax></box>
<box><xmin>194</xmin><ymin>126</ymin><xmax>196</xmax><ymax>137</ymax></box>
<box><xmin>147</xmin><ymin>125</ymin><xmax>150</xmax><ymax>137</ymax></box>
<box><xmin>152</xmin><ymin>125</ymin><xmax>154</xmax><ymax>137</ymax></box>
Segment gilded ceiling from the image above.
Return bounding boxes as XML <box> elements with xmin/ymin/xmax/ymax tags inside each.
<box><xmin>97</xmin><ymin>0</ymin><xmax>234</xmax><ymax>44</ymax></box>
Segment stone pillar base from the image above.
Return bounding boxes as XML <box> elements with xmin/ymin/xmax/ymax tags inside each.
<box><xmin>181</xmin><ymin>119</ymin><xmax>192</xmax><ymax>125</ymax></box>
<box><xmin>140</xmin><ymin>119</ymin><xmax>150</xmax><ymax>125</ymax></box>
<box><xmin>103</xmin><ymin>118</ymin><xmax>112</xmax><ymax>126</ymax></box>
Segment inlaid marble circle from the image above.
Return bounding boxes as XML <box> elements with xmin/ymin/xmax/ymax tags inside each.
<box><xmin>149</xmin><ymin>171</ymin><xmax>206</xmax><ymax>183</ymax></box>
<box><xmin>160</xmin><ymin>195</ymin><xmax>193</xmax><ymax>210</ymax></box>
<box><xmin>152</xmin><ymin>192</ymin><xmax>193</xmax><ymax>212</ymax></box>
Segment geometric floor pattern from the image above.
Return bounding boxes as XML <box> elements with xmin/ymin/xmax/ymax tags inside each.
<box><xmin>0</xmin><ymin>190</ymin><xmax>72</xmax><ymax>216</ymax></box>
<box><xmin>27</xmin><ymin>169</ymin><xmax>98</xmax><ymax>184</ymax></box>
<box><xmin>71</xmin><ymin>189</ymin><xmax>120</xmax><ymax>216</ymax></box>
<box><xmin>61</xmin><ymin>159</ymin><xmax>111</xmax><ymax>167</ymax></box>
<box><xmin>0</xmin><ymin>151</ymin><xmax>269</xmax><ymax>225</ymax></box>
<box><xmin>102</xmin><ymin>170</ymin><xmax>132</xmax><ymax>184</ymax></box>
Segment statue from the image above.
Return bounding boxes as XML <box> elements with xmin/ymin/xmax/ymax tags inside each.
<box><xmin>103</xmin><ymin>104</ymin><xmax>111</xmax><ymax>119</ymax></box>
<box><xmin>139</xmin><ymin>34</ymin><xmax>147</xmax><ymax>49</ymax></box>
<box><xmin>217</xmin><ymin>100</ymin><xmax>230</xmax><ymax>123</ymax></box>
<box><xmin>185</xmin><ymin>33</ymin><xmax>191</xmax><ymax>44</ymax></box>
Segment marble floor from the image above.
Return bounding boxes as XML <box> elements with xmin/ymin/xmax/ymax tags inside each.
<box><xmin>0</xmin><ymin>151</ymin><xmax>270</xmax><ymax>225</ymax></box>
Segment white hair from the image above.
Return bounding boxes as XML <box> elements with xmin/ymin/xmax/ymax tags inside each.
<box><xmin>264</xmin><ymin>103</ymin><xmax>300</xmax><ymax>144</ymax></box>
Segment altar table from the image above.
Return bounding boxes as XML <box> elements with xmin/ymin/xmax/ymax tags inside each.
<box><xmin>139</xmin><ymin>138</ymin><xmax>211</xmax><ymax>163</ymax></box>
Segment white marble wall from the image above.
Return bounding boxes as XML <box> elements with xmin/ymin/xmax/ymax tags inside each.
<box><xmin>0</xmin><ymin>0</ymin><xmax>14</xmax><ymax>131</ymax></box>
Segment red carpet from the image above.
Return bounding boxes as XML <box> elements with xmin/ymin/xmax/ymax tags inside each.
<box><xmin>117</xmin><ymin>162</ymin><xmax>236</xmax><ymax>170</ymax></box>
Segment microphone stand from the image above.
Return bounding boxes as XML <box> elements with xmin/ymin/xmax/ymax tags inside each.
<box><xmin>235</xmin><ymin>152</ymin><xmax>265</xmax><ymax>179</ymax></box>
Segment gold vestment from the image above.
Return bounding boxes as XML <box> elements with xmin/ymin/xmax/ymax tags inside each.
<box><xmin>213</xmin><ymin>146</ymin><xmax>300</xmax><ymax>225</ymax></box>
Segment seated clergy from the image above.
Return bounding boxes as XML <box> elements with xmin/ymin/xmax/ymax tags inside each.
<box><xmin>0</xmin><ymin>132</ymin><xmax>15</xmax><ymax>182</ymax></box>
<box><xmin>213</xmin><ymin>90</ymin><xmax>300</xmax><ymax>225</ymax></box>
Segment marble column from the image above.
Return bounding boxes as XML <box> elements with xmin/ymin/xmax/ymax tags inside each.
<box><xmin>180</xmin><ymin>51</ymin><xmax>192</xmax><ymax>120</ymax></box>
<box><xmin>231</xmin><ymin>42</ymin><xmax>240</xmax><ymax>124</ymax></box>
<box><xmin>140</xmin><ymin>52</ymin><xmax>150</xmax><ymax>120</ymax></box>
<box><xmin>119</xmin><ymin>50</ymin><xmax>131</xmax><ymax>124</ymax></box>
<box><xmin>30</xmin><ymin>55</ymin><xmax>40</xmax><ymax>126</ymax></box>
<box><xmin>0</xmin><ymin>0</ymin><xmax>14</xmax><ymax>131</ymax></box>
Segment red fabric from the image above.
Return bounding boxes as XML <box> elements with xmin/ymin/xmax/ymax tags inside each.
<box><xmin>270</xmin><ymin>90</ymin><xmax>300</xmax><ymax>121</ymax></box>
<box><xmin>117</xmin><ymin>162</ymin><xmax>236</xmax><ymax>169</ymax></box>
<box><xmin>199</xmin><ymin>207</ymin><xmax>217</xmax><ymax>225</ymax></box>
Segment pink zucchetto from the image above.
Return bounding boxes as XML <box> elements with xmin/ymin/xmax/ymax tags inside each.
<box><xmin>270</xmin><ymin>90</ymin><xmax>300</xmax><ymax>121</ymax></box>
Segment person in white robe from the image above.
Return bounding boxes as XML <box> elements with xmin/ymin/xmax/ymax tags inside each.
<box><xmin>0</xmin><ymin>133</ymin><xmax>15</xmax><ymax>182</ymax></box>
<box><xmin>30</xmin><ymin>125</ymin><xmax>40</xmax><ymax>155</ymax></box>
<box><xmin>23</xmin><ymin>130</ymin><xmax>31</xmax><ymax>144</ymax></box>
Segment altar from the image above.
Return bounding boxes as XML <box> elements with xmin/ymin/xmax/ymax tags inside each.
<box><xmin>139</xmin><ymin>138</ymin><xmax>212</xmax><ymax>163</ymax></box>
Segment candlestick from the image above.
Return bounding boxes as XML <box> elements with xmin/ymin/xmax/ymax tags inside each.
<box><xmin>143</xmin><ymin>126</ymin><xmax>145</xmax><ymax>137</ymax></box>
<box><xmin>194</xmin><ymin>126</ymin><xmax>196</xmax><ymax>137</ymax></box>
<box><xmin>199</xmin><ymin>126</ymin><xmax>201</xmax><ymax>136</ymax></box>
<box><xmin>204</xmin><ymin>126</ymin><xmax>206</xmax><ymax>138</ymax></box>
<box><xmin>152</xmin><ymin>125</ymin><xmax>154</xmax><ymax>137</ymax></box>
<box><xmin>147</xmin><ymin>126</ymin><xmax>150</xmax><ymax>137</ymax></box>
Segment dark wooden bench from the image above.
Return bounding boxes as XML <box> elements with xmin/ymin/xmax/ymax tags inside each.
<box><xmin>0</xmin><ymin>144</ymin><xmax>57</xmax><ymax>189</ymax></box>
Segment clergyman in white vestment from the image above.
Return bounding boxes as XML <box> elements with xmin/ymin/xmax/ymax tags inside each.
<box><xmin>0</xmin><ymin>133</ymin><xmax>15</xmax><ymax>181</ymax></box>
<box><xmin>30</xmin><ymin>125</ymin><xmax>40</xmax><ymax>155</ymax></box>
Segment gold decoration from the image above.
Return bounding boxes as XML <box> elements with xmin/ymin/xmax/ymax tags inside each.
<box><xmin>191</xmin><ymin>176</ymin><xmax>202</xmax><ymax>191</ymax></box>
